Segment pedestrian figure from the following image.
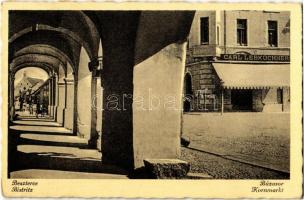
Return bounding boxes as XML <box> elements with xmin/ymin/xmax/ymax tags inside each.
<box><xmin>41</xmin><ymin>104</ymin><xmax>45</xmax><ymax>117</ymax></box>
<box><xmin>36</xmin><ymin>101</ymin><xmax>41</xmax><ymax>118</ymax></box>
<box><xmin>29</xmin><ymin>99</ymin><xmax>33</xmax><ymax>115</ymax></box>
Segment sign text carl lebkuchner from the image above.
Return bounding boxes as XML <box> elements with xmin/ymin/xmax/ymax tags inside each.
<box><xmin>220</xmin><ymin>54</ymin><xmax>290</xmax><ymax>62</ymax></box>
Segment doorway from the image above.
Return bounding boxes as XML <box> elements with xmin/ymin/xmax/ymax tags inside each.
<box><xmin>231</xmin><ymin>89</ymin><xmax>253</xmax><ymax>111</ymax></box>
<box><xmin>183</xmin><ymin>73</ymin><xmax>193</xmax><ymax>112</ymax></box>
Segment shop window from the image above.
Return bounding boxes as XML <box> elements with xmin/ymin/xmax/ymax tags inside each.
<box><xmin>200</xmin><ymin>17</ymin><xmax>209</xmax><ymax>45</ymax></box>
<box><xmin>237</xmin><ymin>19</ymin><xmax>247</xmax><ymax>46</ymax></box>
<box><xmin>277</xmin><ymin>88</ymin><xmax>283</xmax><ymax>104</ymax></box>
<box><xmin>231</xmin><ymin>89</ymin><xmax>252</xmax><ymax>111</ymax></box>
<box><xmin>268</xmin><ymin>20</ymin><xmax>278</xmax><ymax>47</ymax></box>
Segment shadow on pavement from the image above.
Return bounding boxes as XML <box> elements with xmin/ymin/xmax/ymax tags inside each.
<box><xmin>8</xmin><ymin>125</ymin><xmax>128</xmax><ymax>178</ymax></box>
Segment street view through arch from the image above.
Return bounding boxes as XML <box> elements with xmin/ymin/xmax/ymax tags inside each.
<box><xmin>7</xmin><ymin>10</ymin><xmax>290</xmax><ymax>179</ymax></box>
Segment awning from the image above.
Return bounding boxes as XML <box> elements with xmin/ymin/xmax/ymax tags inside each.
<box><xmin>213</xmin><ymin>63</ymin><xmax>290</xmax><ymax>89</ymax></box>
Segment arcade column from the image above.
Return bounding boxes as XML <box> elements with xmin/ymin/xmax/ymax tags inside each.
<box><xmin>88</xmin><ymin>58</ymin><xmax>103</xmax><ymax>149</ymax></box>
<box><xmin>92</xmin><ymin>11</ymin><xmax>194</xmax><ymax>170</ymax></box>
<box><xmin>64</xmin><ymin>77</ymin><xmax>75</xmax><ymax>132</ymax></box>
<box><xmin>56</xmin><ymin>80</ymin><xmax>66</xmax><ymax>125</ymax></box>
<box><xmin>8</xmin><ymin>72</ymin><xmax>15</xmax><ymax>122</ymax></box>
<box><xmin>53</xmin><ymin>74</ymin><xmax>58</xmax><ymax>120</ymax></box>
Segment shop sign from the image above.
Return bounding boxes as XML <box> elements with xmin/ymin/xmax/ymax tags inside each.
<box><xmin>220</xmin><ymin>54</ymin><xmax>290</xmax><ymax>62</ymax></box>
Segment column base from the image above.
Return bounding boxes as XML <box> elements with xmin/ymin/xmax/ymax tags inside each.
<box><xmin>88</xmin><ymin>136</ymin><xmax>98</xmax><ymax>149</ymax></box>
<box><xmin>56</xmin><ymin>106</ymin><xmax>65</xmax><ymax>126</ymax></box>
<box><xmin>64</xmin><ymin>108</ymin><xmax>73</xmax><ymax>131</ymax></box>
<box><xmin>88</xmin><ymin>131</ymin><xmax>102</xmax><ymax>151</ymax></box>
<box><xmin>143</xmin><ymin>159</ymin><xmax>190</xmax><ymax>179</ymax></box>
<box><xmin>53</xmin><ymin>106</ymin><xmax>58</xmax><ymax>121</ymax></box>
<box><xmin>48</xmin><ymin>105</ymin><xmax>51</xmax><ymax>116</ymax></box>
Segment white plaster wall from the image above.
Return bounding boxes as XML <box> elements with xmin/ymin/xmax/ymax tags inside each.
<box><xmin>57</xmin><ymin>84</ymin><xmax>65</xmax><ymax>125</ymax></box>
<box><xmin>188</xmin><ymin>11</ymin><xmax>217</xmax><ymax>56</ymax></box>
<box><xmin>95</xmin><ymin>78</ymin><xmax>103</xmax><ymax>151</ymax></box>
<box><xmin>65</xmin><ymin>83</ymin><xmax>74</xmax><ymax>130</ymax></box>
<box><xmin>77</xmin><ymin>47</ymin><xmax>92</xmax><ymax>139</ymax></box>
<box><xmin>133</xmin><ymin>42</ymin><xmax>187</xmax><ymax>168</ymax></box>
<box><xmin>223</xmin><ymin>11</ymin><xmax>290</xmax><ymax>48</ymax></box>
<box><xmin>56</xmin><ymin>64</ymin><xmax>65</xmax><ymax>125</ymax></box>
<box><xmin>64</xmin><ymin>62</ymin><xmax>75</xmax><ymax>131</ymax></box>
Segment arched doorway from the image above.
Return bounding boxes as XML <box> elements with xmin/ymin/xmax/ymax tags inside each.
<box><xmin>183</xmin><ymin>73</ymin><xmax>193</xmax><ymax>112</ymax></box>
<box><xmin>12</xmin><ymin>67</ymin><xmax>50</xmax><ymax>119</ymax></box>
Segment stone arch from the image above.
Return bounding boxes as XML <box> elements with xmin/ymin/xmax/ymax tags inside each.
<box><xmin>9</xmin><ymin>30</ymin><xmax>80</xmax><ymax>72</ymax></box>
<box><xmin>9</xmin><ymin>11</ymin><xmax>100</xmax><ymax>61</ymax></box>
<box><xmin>13</xmin><ymin>44</ymin><xmax>73</xmax><ymax>74</ymax></box>
<box><xmin>10</xmin><ymin>54</ymin><xmax>61</xmax><ymax>76</ymax></box>
<box><xmin>11</xmin><ymin>63</ymin><xmax>54</xmax><ymax>77</ymax></box>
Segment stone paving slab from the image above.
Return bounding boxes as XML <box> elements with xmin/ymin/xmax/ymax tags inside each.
<box><xmin>14</xmin><ymin>120</ymin><xmax>61</xmax><ymax>127</ymax></box>
<box><xmin>18</xmin><ymin>145</ymin><xmax>101</xmax><ymax>161</ymax></box>
<box><xmin>11</xmin><ymin>125</ymin><xmax>72</xmax><ymax>134</ymax></box>
<box><xmin>9</xmin><ymin>120</ymin><xmax>129</xmax><ymax>179</ymax></box>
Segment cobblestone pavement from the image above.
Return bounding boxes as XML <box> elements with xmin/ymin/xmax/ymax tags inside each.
<box><xmin>182</xmin><ymin>113</ymin><xmax>290</xmax><ymax>173</ymax></box>
<box><xmin>180</xmin><ymin>147</ymin><xmax>289</xmax><ymax>179</ymax></box>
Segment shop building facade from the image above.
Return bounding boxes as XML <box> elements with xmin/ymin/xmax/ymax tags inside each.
<box><xmin>185</xmin><ymin>10</ymin><xmax>290</xmax><ymax>112</ymax></box>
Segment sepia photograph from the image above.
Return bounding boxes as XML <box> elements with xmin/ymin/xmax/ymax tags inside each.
<box><xmin>1</xmin><ymin>2</ymin><xmax>302</xmax><ymax>198</ymax></box>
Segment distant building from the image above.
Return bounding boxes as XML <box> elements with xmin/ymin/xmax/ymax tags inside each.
<box><xmin>14</xmin><ymin>71</ymin><xmax>44</xmax><ymax>98</ymax></box>
<box><xmin>185</xmin><ymin>10</ymin><xmax>290</xmax><ymax>112</ymax></box>
<box><xmin>31</xmin><ymin>78</ymin><xmax>50</xmax><ymax>106</ymax></box>
<box><xmin>14</xmin><ymin>71</ymin><xmax>45</xmax><ymax>111</ymax></box>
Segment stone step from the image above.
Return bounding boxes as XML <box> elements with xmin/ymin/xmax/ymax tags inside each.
<box><xmin>143</xmin><ymin>158</ymin><xmax>190</xmax><ymax>179</ymax></box>
<box><xmin>186</xmin><ymin>172</ymin><xmax>213</xmax><ymax>179</ymax></box>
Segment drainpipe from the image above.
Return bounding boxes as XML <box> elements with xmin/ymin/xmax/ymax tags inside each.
<box><xmin>224</xmin><ymin>10</ymin><xmax>227</xmax><ymax>54</ymax></box>
<box><xmin>220</xmin><ymin>80</ymin><xmax>224</xmax><ymax>115</ymax></box>
<box><xmin>221</xmin><ymin>89</ymin><xmax>224</xmax><ymax>115</ymax></box>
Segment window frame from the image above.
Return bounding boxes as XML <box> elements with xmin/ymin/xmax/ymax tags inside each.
<box><xmin>236</xmin><ymin>19</ymin><xmax>248</xmax><ymax>46</ymax></box>
<box><xmin>200</xmin><ymin>17</ymin><xmax>209</xmax><ymax>45</ymax></box>
<box><xmin>268</xmin><ymin>20</ymin><xmax>278</xmax><ymax>47</ymax></box>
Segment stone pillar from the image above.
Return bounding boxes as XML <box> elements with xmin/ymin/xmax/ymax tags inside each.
<box><xmin>56</xmin><ymin>81</ymin><xmax>66</xmax><ymax>125</ymax></box>
<box><xmin>90</xmin><ymin>11</ymin><xmax>194</xmax><ymax>170</ymax></box>
<box><xmin>53</xmin><ymin>75</ymin><xmax>58</xmax><ymax>120</ymax></box>
<box><xmin>64</xmin><ymin>78</ymin><xmax>75</xmax><ymax>131</ymax></box>
<box><xmin>224</xmin><ymin>89</ymin><xmax>232</xmax><ymax>111</ymax></box>
<box><xmin>96</xmin><ymin>77</ymin><xmax>103</xmax><ymax>152</ymax></box>
<box><xmin>76</xmin><ymin>47</ymin><xmax>93</xmax><ymax>139</ymax></box>
<box><xmin>88</xmin><ymin>69</ymin><xmax>98</xmax><ymax>148</ymax></box>
<box><xmin>283</xmin><ymin>87</ymin><xmax>290</xmax><ymax>112</ymax></box>
<box><xmin>9</xmin><ymin>72</ymin><xmax>15</xmax><ymax>122</ymax></box>
<box><xmin>48</xmin><ymin>78</ymin><xmax>52</xmax><ymax>116</ymax></box>
<box><xmin>50</xmin><ymin>76</ymin><xmax>55</xmax><ymax>118</ymax></box>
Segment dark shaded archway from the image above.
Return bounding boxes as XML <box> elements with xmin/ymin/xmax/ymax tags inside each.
<box><xmin>8</xmin><ymin>10</ymin><xmax>196</xmax><ymax>173</ymax></box>
<box><xmin>184</xmin><ymin>73</ymin><xmax>193</xmax><ymax>112</ymax></box>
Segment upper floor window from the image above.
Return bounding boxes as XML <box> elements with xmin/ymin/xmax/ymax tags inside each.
<box><xmin>268</xmin><ymin>20</ymin><xmax>278</xmax><ymax>47</ymax></box>
<box><xmin>200</xmin><ymin>17</ymin><xmax>209</xmax><ymax>45</ymax></box>
<box><xmin>237</xmin><ymin>19</ymin><xmax>247</xmax><ymax>46</ymax></box>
